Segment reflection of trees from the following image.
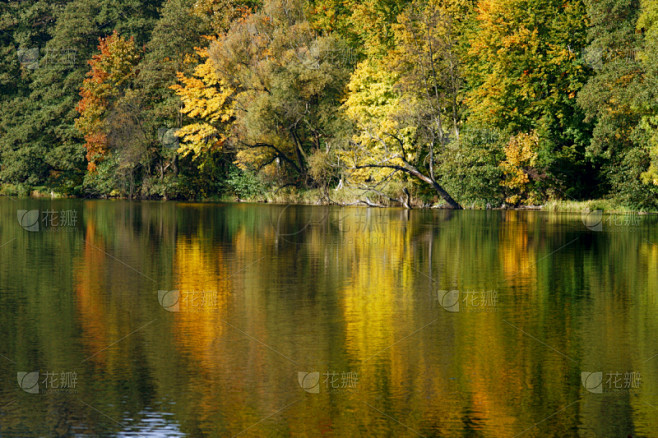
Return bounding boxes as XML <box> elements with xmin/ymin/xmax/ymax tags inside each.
<box><xmin>4</xmin><ymin>201</ymin><xmax>658</xmax><ymax>437</ymax></box>
<box><xmin>75</xmin><ymin>220</ymin><xmax>111</xmax><ymax>366</ymax></box>
<box><xmin>171</xmin><ymin>236</ymin><xmax>230</xmax><ymax>362</ymax></box>
<box><xmin>339</xmin><ymin>211</ymin><xmax>415</xmax><ymax>435</ymax></box>
<box><xmin>71</xmin><ymin>201</ymin><xmax>179</xmax><ymax>434</ymax></box>
<box><xmin>632</xmin><ymin>241</ymin><xmax>658</xmax><ymax>435</ymax></box>
<box><xmin>499</xmin><ymin>211</ymin><xmax>535</xmax><ymax>287</ymax></box>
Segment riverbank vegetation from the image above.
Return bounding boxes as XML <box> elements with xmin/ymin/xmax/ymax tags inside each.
<box><xmin>2</xmin><ymin>0</ymin><xmax>658</xmax><ymax>209</ymax></box>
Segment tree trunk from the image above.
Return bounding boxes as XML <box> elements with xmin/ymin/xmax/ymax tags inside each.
<box><xmin>429</xmin><ymin>178</ymin><xmax>461</xmax><ymax>209</ymax></box>
<box><xmin>401</xmin><ymin>164</ymin><xmax>462</xmax><ymax>209</ymax></box>
<box><xmin>401</xmin><ymin>187</ymin><xmax>411</xmax><ymax>209</ymax></box>
<box><xmin>354</xmin><ymin>162</ymin><xmax>462</xmax><ymax>209</ymax></box>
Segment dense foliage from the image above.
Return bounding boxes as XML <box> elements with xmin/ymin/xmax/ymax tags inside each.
<box><xmin>2</xmin><ymin>0</ymin><xmax>658</xmax><ymax>208</ymax></box>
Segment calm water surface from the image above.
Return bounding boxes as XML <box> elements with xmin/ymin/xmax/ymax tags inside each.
<box><xmin>1</xmin><ymin>199</ymin><xmax>657</xmax><ymax>437</ymax></box>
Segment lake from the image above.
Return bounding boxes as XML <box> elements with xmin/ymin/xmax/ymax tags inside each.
<box><xmin>1</xmin><ymin>199</ymin><xmax>657</xmax><ymax>437</ymax></box>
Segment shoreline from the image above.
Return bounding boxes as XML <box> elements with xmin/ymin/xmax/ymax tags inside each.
<box><xmin>2</xmin><ymin>191</ymin><xmax>654</xmax><ymax>215</ymax></box>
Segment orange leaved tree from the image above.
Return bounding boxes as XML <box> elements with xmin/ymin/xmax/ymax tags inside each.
<box><xmin>75</xmin><ymin>31</ymin><xmax>140</xmax><ymax>171</ymax></box>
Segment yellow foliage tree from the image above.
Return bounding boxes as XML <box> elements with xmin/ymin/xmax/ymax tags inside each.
<box><xmin>466</xmin><ymin>0</ymin><xmax>587</xmax><ymax>132</ymax></box>
<box><xmin>340</xmin><ymin>0</ymin><xmax>464</xmax><ymax>208</ymax></box>
<box><xmin>340</xmin><ymin>58</ymin><xmax>406</xmax><ymax>181</ymax></box>
<box><xmin>170</xmin><ymin>46</ymin><xmax>235</xmax><ymax>160</ymax></box>
<box><xmin>499</xmin><ymin>131</ymin><xmax>540</xmax><ymax>205</ymax></box>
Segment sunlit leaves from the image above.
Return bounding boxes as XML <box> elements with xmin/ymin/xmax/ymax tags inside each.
<box><xmin>202</xmin><ymin>0</ymin><xmax>351</xmax><ymax>181</ymax></box>
<box><xmin>75</xmin><ymin>31</ymin><xmax>140</xmax><ymax>171</ymax></box>
<box><xmin>636</xmin><ymin>0</ymin><xmax>658</xmax><ymax>186</ymax></box>
<box><xmin>467</xmin><ymin>0</ymin><xmax>588</xmax><ymax>133</ymax></box>
<box><xmin>499</xmin><ymin>131</ymin><xmax>540</xmax><ymax>205</ymax></box>
<box><xmin>171</xmin><ymin>48</ymin><xmax>235</xmax><ymax>159</ymax></box>
<box><xmin>341</xmin><ymin>58</ymin><xmax>407</xmax><ymax>181</ymax></box>
<box><xmin>339</xmin><ymin>1</ymin><xmax>465</xmax><ymax>207</ymax></box>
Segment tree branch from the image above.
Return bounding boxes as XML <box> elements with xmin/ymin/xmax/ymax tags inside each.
<box><xmin>354</xmin><ymin>162</ymin><xmax>461</xmax><ymax>209</ymax></box>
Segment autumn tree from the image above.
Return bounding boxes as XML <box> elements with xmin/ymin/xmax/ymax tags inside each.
<box><xmin>202</xmin><ymin>0</ymin><xmax>352</xmax><ymax>187</ymax></box>
<box><xmin>466</xmin><ymin>0</ymin><xmax>592</xmax><ymax>202</ymax></box>
<box><xmin>341</xmin><ymin>0</ymin><xmax>465</xmax><ymax>208</ymax></box>
<box><xmin>171</xmin><ymin>45</ymin><xmax>235</xmax><ymax>162</ymax></box>
<box><xmin>76</xmin><ymin>31</ymin><xmax>140</xmax><ymax>171</ymax></box>
<box><xmin>499</xmin><ymin>131</ymin><xmax>542</xmax><ymax>205</ymax></box>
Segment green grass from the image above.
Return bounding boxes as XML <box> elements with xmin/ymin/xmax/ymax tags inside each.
<box><xmin>540</xmin><ymin>199</ymin><xmax>642</xmax><ymax>214</ymax></box>
<box><xmin>236</xmin><ymin>186</ymin><xmax>407</xmax><ymax>207</ymax></box>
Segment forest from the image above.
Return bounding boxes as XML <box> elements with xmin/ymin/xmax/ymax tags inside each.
<box><xmin>2</xmin><ymin>0</ymin><xmax>658</xmax><ymax>209</ymax></box>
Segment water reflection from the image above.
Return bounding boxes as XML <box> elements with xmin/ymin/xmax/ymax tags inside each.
<box><xmin>0</xmin><ymin>200</ymin><xmax>657</xmax><ymax>436</ymax></box>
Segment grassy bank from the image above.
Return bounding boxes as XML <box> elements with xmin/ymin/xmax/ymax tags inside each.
<box><xmin>3</xmin><ymin>183</ymin><xmax>655</xmax><ymax>214</ymax></box>
<box><xmin>540</xmin><ymin>200</ymin><xmax>649</xmax><ymax>214</ymax></box>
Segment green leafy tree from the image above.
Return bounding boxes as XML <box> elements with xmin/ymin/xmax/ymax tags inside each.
<box><xmin>466</xmin><ymin>0</ymin><xmax>592</xmax><ymax>202</ymax></box>
<box><xmin>132</xmin><ymin>0</ymin><xmax>213</xmax><ymax>197</ymax></box>
<box><xmin>205</xmin><ymin>0</ymin><xmax>352</xmax><ymax>187</ymax></box>
<box><xmin>636</xmin><ymin>0</ymin><xmax>658</xmax><ymax>187</ymax></box>
<box><xmin>577</xmin><ymin>0</ymin><xmax>658</xmax><ymax>207</ymax></box>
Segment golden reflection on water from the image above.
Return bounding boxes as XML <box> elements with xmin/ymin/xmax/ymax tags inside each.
<box><xmin>2</xmin><ymin>201</ymin><xmax>658</xmax><ymax>436</ymax></box>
